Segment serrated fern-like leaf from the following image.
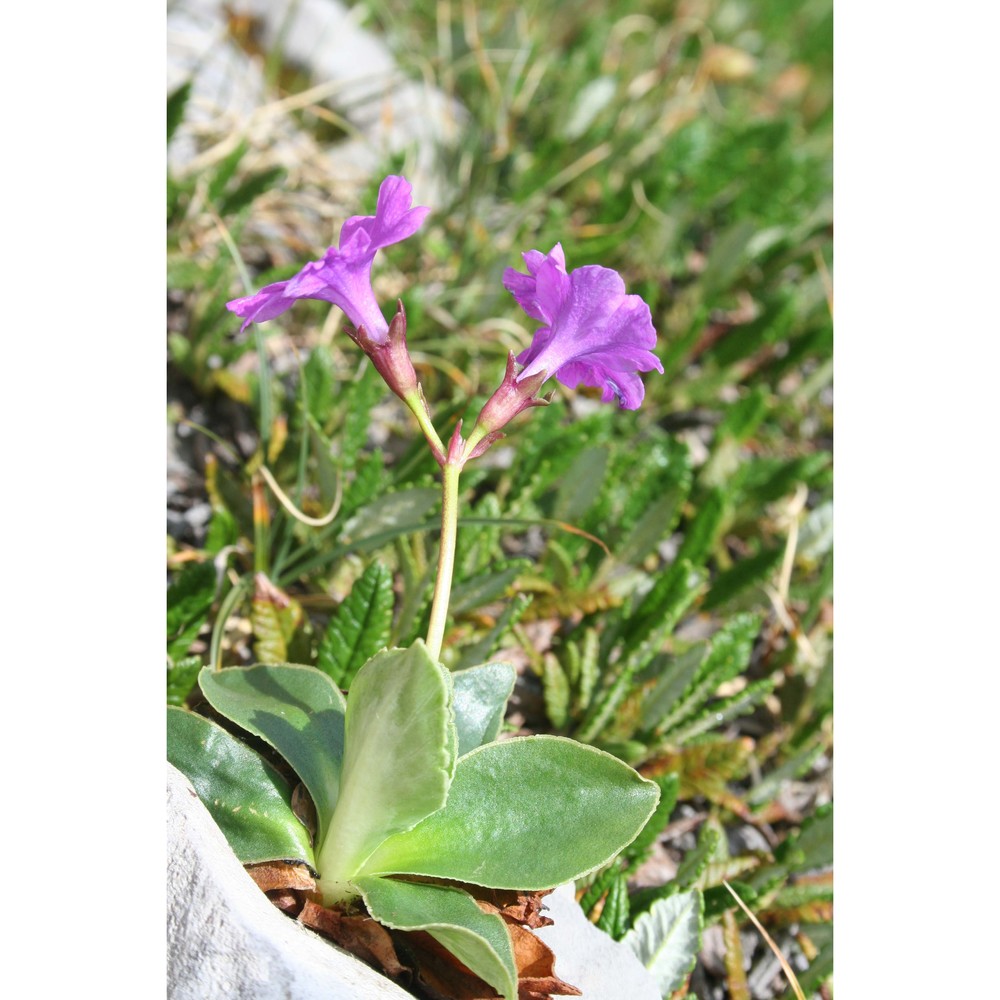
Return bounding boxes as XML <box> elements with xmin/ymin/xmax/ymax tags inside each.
<box><xmin>449</xmin><ymin>560</ymin><xmax>529</xmax><ymax>615</ymax></box>
<box><xmin>702</xmin><ymin>544</ymin><xmax>784</xmax><ymax>611</ymax></box>
<box><xmin>167</xmin><ymin>560</ymin><xmax>217</xmax><ymax>663</ymax></box>
<box><xmin>579</xmin><ymin>863</ymin><xmax>623</xmax><ymax>918</ymax></box>
<box><xmin>542</xmin><ymin>654</ymin><xmax>571</xmax><ymax>729</ymax></box>
<box><xmin>338</xmin><ymin>449</ymin><xmax>389</xmax><ymax>521</ymax></box>
<box><xmin>166</xmin><ymin>655</ymin><xmax>202</xmax><ymax>706</ymax></box>
<box><xmin>674</xmin><ymin>487</ymin><xmax>726</xmax><ymax>568</ymax></box>
<box><xmin>317</xmin><ymin>561</ymin><xmax>394</xmax><ymax>687</ymax></box>
<box><xmin>553</xmin><ymin>445</ymin><xmax>610</xmax><ymax>522</ymax></box>
<box><xmin>674</xmin><ymin>825</ymin><xmax>720</xmax><ymax>890</ymax></box>
<box><xmin>455</xmin><ymin>493</ymin><xmax>502</xmax><ymax>579</ymax></box>
<box><xmin>664</xmin><ymin>677</ymin><xmax>776</xmax><ymax>746</ymax></box>
<box><xmin>746</xmin><ymin>738</ymin><xmax>826</xmax><ymax>806</ymax></box>
<box><xmin>251</xmin><ymin>582</ymin><xmax>303</xmax><ymax>664</ymax></box>
<box><xmin>639</xmin><ymin>647</ymin><xmax>705</xmax><ymax>734</ymax></box>
<box><xmin>652</xmin><ymin>615</ymin><xmax>760</xmax><ymax>738</ymax></box>
<box><xmin>595</xmin><ymin>873</ymin><xmax>631</xmax><ymax>940</ymax></box>
<box><xmin>577</xmin><ymin>565</ymin><xmax>704</xmax><ymax>744</ymax></box>
<box><xmin>338</xmin><ymin>367</ymin><xmax>383</xmax><ymax>469</ymax></box>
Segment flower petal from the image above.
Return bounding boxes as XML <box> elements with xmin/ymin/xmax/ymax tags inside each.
<box><xmin>226</xmin><ymin>175</ymin><xmax>429</xmax><ymax>342</ymax></box>
<box><xmin>505</xmin><ymin>246</ymin><xmax>662</xmax><ymax>409</ymax></box>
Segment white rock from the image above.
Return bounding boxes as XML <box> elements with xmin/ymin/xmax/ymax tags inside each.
<box><xmin>536</xmin><ymin>884</ymin><xmax>663</xmax><ymax>1000</ymax></box>
<box><xmin>167</xmin><ymin>762</ymin><xmax>411</xmax><ymax>999</ymax></box>
<box><xmin>167</xmin><ymin>0</ymin><xmax>465</xmax><ymax>202</ymax></box>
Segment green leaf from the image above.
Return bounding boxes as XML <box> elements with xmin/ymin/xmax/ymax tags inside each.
<box><xmin>316</xmin><ymin>642</ymin><xmax>456</xmax><ymax>892</ymax></box>
<box><xmin>675</xmin><ymin>826</ymin><xmax>721</xmax><ymax>890</ymax></box>
<box><xmin>167</xmin><ymin>80</ymin><xmax>192</xmax><ymax>143</ymax></box>
<box><xmin>341</xmin><ymin>487</ymin><xmax>439</xmax><ymax>541</ymax></box>
<box><xmin>665</xmin><ymin>677</ymin><xmax>776</xmax><ymax>746</ymax></box>
<box><xmin>167</xmin><ymin>560</ymin><xmax>216</xmax><ymax>662</ymax></box>
<box><xmin>218</xmin><ymin>166</ymin><xmax>287</xmax><ymax>217</ymax></box>
<box><xmin>775</xmin><ymin>802</ymin><xmax>833</xmax><ymax>870</ymax></box>
<box><xmin>198</xmin><ymin>664</ymin><xmax>347</xmax><ymax>844</ymax></box>
<box><xmin>675</xmin><ymin>488</ymin><xmax>726</xmax><ymax>568</ymax></box>
<box><xmin>542</xmin><ymin>655</ymin><xmax>571</xmax><ymax>729</ymax></box>
<box><xmin>451</xmin><ymin>662</ymin><xmax>516</xmax><ymax>757</ymax></box>
<box><xmin>166</xmin><ymin>655</ymin><xmax>202</xmax><ymax>707</ymax></box>
<box><xmin>359</xmin><ymin>736</ymin><xmax>660</xmax><ymax>889</ymax></box>
<box><xmin>654</xmin><ymin>615</ymin><xmax>760</xmax><ymax>737</ymax></box>
<box><xmin>579</xmin><ymin>864</ymin><xmax>623</xmax><ymax>918</ymax></box>
<box><xmin>702</xmin><ymin>545</ymin><xmax>784</xmax><ymax>611</ymax></box>
<box><xmin>251</xmin><ymin>581</ymin><xmax>303</xmax><ymax>664</ymax></box>
<box><xmin>357</xmin><ymin>877</ymin><xmax>517</xmax><ymax>1000</ymax></box>
<box><xmin>615</xmin><ymin>484</ymin><xmax>688</xmax><ymax>569</ymax></box>
<box><xmin>595</xmin><ymin>873</ymin><xmax>630</xmax><ymax>940</ymax></box>
<box><xmin>317</xmin><ymin>561</ymin><xmax>394</xmax><ymax>686</ymax></box>
<box><xmin>552</xmin><ymin>445</ymin><xmax>609</xmax><ymax>521</ymax></box>
<box><xmin>622</xmin><ymin>889</ymin><xmax>703</xmax><ymax>997</ymax></box>
<box><xmin>450</xmin><ymin>561</ymin><xmax>528</xmax><ymax>615</ymax></box>
<box><xmin>639</xmin><ymin>647</ymin><xmax>705</xmax><ymax>733</ymax></box>
<box><xmin>167</xmin><ymin>707</ymin><xmax>314</xmax><ymax>866</ymax></box>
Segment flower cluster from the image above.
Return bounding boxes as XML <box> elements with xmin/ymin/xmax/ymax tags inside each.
<box><xmin>226</xmin><ymin>175</ymin><xmax>663</xmax><ymax>462</ymax></box>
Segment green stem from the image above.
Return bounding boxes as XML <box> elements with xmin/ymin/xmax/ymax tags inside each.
<box><xmin>403</xmin><ymin>388</ymin><xmax>447</xmax><ymax>462</ymax></box>
<box><xmin>425</xmin><ymin>460</ymin><xmax>461</xmax><ymax>662</ymax></box>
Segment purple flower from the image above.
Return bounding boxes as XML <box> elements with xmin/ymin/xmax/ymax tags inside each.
<box><xmin>226</xmin><ymin>175</ymin><xmax>429</xmax><ymax>341</ymax></box>
<box><xmin>503</xmin><ymin>244</ymin><xmax>663</xmax><ymax>410</ymax></box>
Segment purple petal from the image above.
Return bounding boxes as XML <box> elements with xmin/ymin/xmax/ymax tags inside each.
<box><xmin>227</xmin><ymin>279</ymin><xmax>299</xmax><ymax>332</ymax></box>
<box><xmin>339</xmin><ymin>175</ymin><xmax>430</xmax><ymax>256</ymax></box>
<box><xmin>225</xmin><ymin>174</ymin><xmax>429</xmax><ymax>339</ymax></box>
<box><xmin>506</xmin><ymin>246</ymin><xmax>662</xmax><ymax>409</ymax></box>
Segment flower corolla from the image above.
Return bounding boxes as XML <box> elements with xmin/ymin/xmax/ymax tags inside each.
<box><xmin>226</xmin><ymin>175</ymin><xmax>429</xmax><ymax>340</ymax></box>
<box><xmin>503</xmin><ymin>244</ymin><xmax>663</xmax><ymax>410</ymax></box>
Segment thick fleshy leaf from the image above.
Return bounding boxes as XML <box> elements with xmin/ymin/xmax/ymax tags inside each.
<box><xmin>198</xmin><ymin>664</ymin><xmax>346</xmax><ymax>844</ymax></box>
<box><xmin>166</xmin><ymin>707</ymin><xmax>314</xmax><ymax>866</ymax></box>
<box><xmin>359</xmin><ymin>736</ymin><xmax>659</xmax><ymax>889</ymax></box>
<box><xmin>315</xmin><ymin>642</ymin><xmax>456</xmax><ymax>896</ymax></box>
<box><xmin>622</xmin><ymin>889</ymin><xmax>703</xmax><ymax>997</ymax></box>
<box><xmin>451</xmin><ymin>662</ymin><xmax>516</xmax><ymax>757</ymax></box>
<box><xmin>358</xmin><ymin>877</ymin><xmax>517</xmax><ymax>1000</ymax></box>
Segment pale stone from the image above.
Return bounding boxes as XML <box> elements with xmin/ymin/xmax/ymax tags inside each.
<box><xmin>536</xmin><ymin>884</ymin><xmax>663</xmax><ymax>1000</ymax></box>
<box><xmin>167</xmin><ymin>762</ymin><xmax>411</xmax><ymax>999</ymax></box>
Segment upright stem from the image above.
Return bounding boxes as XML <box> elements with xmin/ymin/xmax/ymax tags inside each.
<box><xmin>425</xmin><ymin>460</ymin><xmax>461</xmax><ymax>662</ymax></box>
<box><xmin>402</xmin><ymin>388</ymin><xmax>447</xmax><ymax>464</ymax></box>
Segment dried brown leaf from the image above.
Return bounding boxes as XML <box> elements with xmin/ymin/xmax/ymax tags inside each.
<box><xmin>299</xmin><ymin>899</ymin><xmax>408</xmax><ymax>979</ymax></box>
<box><xmin>245</xmin><ymin>860</ymin><xmax>316</xmax><ymax>893</ymax></box>
<box><xmin>474</xmin><ymin>888</ymin><xmax>555</xmax><ymax>929</ymax></box>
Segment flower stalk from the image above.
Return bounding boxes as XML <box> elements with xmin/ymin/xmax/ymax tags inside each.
<box><xmin>227</xmin><ymin>174</ymin><xmax>663</xmax><ymax>670</ymax></box>
<box><xmin>424</xmin><ymin>428</ymin><xmax>465</xmax><ymax>662</ymax></box>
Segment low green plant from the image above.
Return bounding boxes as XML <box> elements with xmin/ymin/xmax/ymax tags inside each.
<box><xmin>168</xmin><ymin>175</ymin><xmax>675</xmax><ymax>997</ymax></box>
